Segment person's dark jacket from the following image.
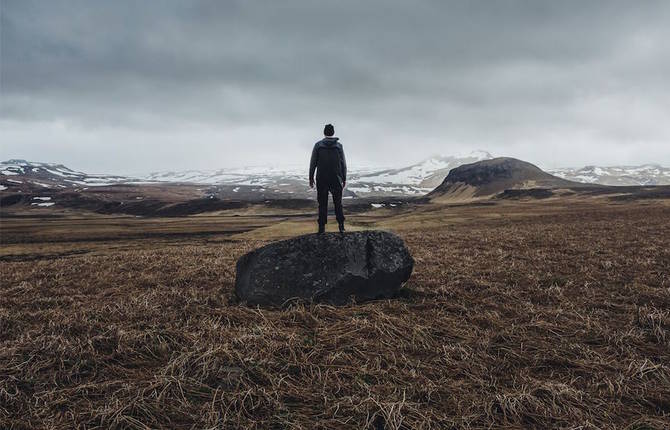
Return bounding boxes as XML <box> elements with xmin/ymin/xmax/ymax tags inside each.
<box><xmin>309</xmin><ymin>137</ymin><xmax>347</xmax><ymax>186</ymax></box>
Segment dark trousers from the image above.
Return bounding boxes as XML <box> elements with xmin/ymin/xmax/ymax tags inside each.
<box><xmin>317</xmin><ymin>179</ymin><xmax>344</xmax><ymax>226</ymax></box>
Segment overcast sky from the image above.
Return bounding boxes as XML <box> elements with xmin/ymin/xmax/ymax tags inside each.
<box><xmin>1</xmin><ymin>1</ymin><xmax>669</xmax><ymax>174</ymax></box>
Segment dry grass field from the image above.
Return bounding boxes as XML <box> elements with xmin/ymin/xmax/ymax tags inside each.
<box><xmin>1</xmin><ymin>198</ymin><xmax>669</xmax><ymax>429</ymax></box>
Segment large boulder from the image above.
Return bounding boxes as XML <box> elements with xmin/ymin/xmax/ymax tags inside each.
<box><xmin>235</xmin><ymin>230</ymin><xmax>414</xmax><ymax>307</ymax></box>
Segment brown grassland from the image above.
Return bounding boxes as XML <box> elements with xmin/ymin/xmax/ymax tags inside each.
<box><xmin>1</xmin><ymin>197</ymin><xmax>669</xmax><ymax>429</ymax></box>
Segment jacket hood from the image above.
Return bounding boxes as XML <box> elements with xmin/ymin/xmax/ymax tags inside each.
<box><xmin>322</xmin><ymin>137</ymin><xmax>339</xmax><ymax>146</ymax></box>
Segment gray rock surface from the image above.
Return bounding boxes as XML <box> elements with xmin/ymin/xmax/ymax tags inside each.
<box><xmin>235</xmin><ymin>230</ymin><xmax>414</xmax><ymax>307</ymax></box>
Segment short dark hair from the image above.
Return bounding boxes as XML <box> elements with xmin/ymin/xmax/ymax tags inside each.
<box><xmin>324</xmin><ymin>124</ymin><xmax>334</xmax><ymax>136</ymax></box>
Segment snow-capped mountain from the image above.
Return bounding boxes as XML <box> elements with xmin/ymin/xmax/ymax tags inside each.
<box><xmin>4</xmin><ymin>154</ymin><xmax>670</xmax><ymax>199</ymax></box>
<box><xmin>144</xmin><ymin>165</ymin><xmax>306</xmax><ymax>187</ymax></box>
<box><xmin>0</xmin><ymin>159</ymin><xmax>131</xmax><ymax>188</ymax></box>
<box><xmin>1</xmin><ymin>152</ymin><xmax>493</xmax><ymax>198</ymax></box>
<box><xmin>140</xmin><ymin>150</ymin><xmax>494</xmax><ymax>197</ymax></box>
<box><xmin>548</xmin><ymin>165</ymin><xmax>670</xmax><ymax>186</ymax></box>
<box><xmin>352</xmin><ymin>150</ymin><xmax>492</xmax><ymax>192</ymax></box>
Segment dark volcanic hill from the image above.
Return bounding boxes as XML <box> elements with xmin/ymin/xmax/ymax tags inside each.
<box><xmin>428</xmin><ymin>157</ymin><xmax>580</xmax><ymax>200</ymax></box>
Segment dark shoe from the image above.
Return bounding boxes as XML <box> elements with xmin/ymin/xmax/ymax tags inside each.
<box><xmin>338</xmin><ymin>223</ymin><xmax>345</xmax><ymax>234</ymax></box>
<box><xmin>318</xmin><ymin>225</ymin><xmax>325</xmax><ymax>234</ymax></box>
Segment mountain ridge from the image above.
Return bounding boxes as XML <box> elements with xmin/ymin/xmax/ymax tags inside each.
<box><xmin>548</xmin><ymin>164</ymin><xmax>670</xmax><ymax>186</ymax></box>
<box><xmin>1</xmin><ymin>152</ymin><xmax>495</xmax><ymax>197</ymax></box>
<box><xmin>3</xmin><ymin>153</ymin><xmax>670</xmax><ymax>199</ymax></box>
<box><xmin>4</xmin><ymin>156</ymin><xmax>670</xmax><ymax>215</ymax></box>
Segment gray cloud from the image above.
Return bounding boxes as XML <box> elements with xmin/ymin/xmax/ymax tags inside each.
<box><xmin>2</xmin><ymin>0</ymin><xmax>669</xmax><ymax>174</ymax></box>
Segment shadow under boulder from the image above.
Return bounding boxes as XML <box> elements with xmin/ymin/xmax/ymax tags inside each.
<box><xmin>235</xmin><ymin>230</ymin><xmax>414</xmax><ymax>307</ymax></box>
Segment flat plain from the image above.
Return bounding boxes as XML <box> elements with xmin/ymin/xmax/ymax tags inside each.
<box><xmin>1</xmin><ymin>197</ymin><xmax>669</xmax><ymax>429</ymax></box>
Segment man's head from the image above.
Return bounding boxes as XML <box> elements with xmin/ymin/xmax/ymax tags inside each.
<box><xmin>324</xmin><ymin>124</ymin><xmax>335</xmax><ymax>137</ymax></box>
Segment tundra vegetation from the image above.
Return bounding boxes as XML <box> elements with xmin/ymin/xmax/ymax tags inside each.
<box><xmin>1</xmin><ymin>198</ymin><xmax>669</xmax><ymax>429</ymax></box>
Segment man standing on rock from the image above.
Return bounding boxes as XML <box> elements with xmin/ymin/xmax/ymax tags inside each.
<box><xmin>309</xmin><ymin>123</ymin><xmax>347</xmax><ymax>234</ymax></box>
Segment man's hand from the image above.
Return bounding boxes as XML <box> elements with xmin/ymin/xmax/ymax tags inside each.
<box><xmin>309</xmin><ymin>180</ymin><xmax>314</xmax><ymax>189</ymax></box>
<box><xmin>342</xmin><ymin>181</ymin><xmax>346</xmax><ymax>189</ymax></box>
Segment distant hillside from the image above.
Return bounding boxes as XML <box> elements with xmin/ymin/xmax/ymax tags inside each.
<box><xmin>3</xmin><ymin>155</ymin><xmax>669</xmax><ymax>204</ymax></box>
<box><xmin>353</xmin><ymin>150</ymin><xmax>493</xmax><ymax>190</ymax></box>
<box><xmin>548</xmin><ymin>164</ymin><xmax>670</xmax><ymax>186</ymax></box>
<box><xmin>0</xmin><ymin>152</ymin><xmax>493</xmax><ymax>199</ymax></box>
<box><xmin>142</xmin><ymin>150</ymin><xmax>494</xmax><ymax>197</ymax></box>
<box><xmin>0</xmin><ymin>159</ymin><xmax>131</xmax><ymax>189</ymax></box>
<box><xmin>4</xmin><ymin>157</ymin><xmax>670</xmax><ymax>215</ymax></box>
<box><xmin>428</xmin><ymin>157</ymin><xmax>579</xmax><ymax>201</ymax></box>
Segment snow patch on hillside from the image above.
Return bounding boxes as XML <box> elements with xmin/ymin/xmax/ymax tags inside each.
<box><xmin>549</xmin><ymin>164</ymin><xmax>670</xmax><ymax>186</ymax></box>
